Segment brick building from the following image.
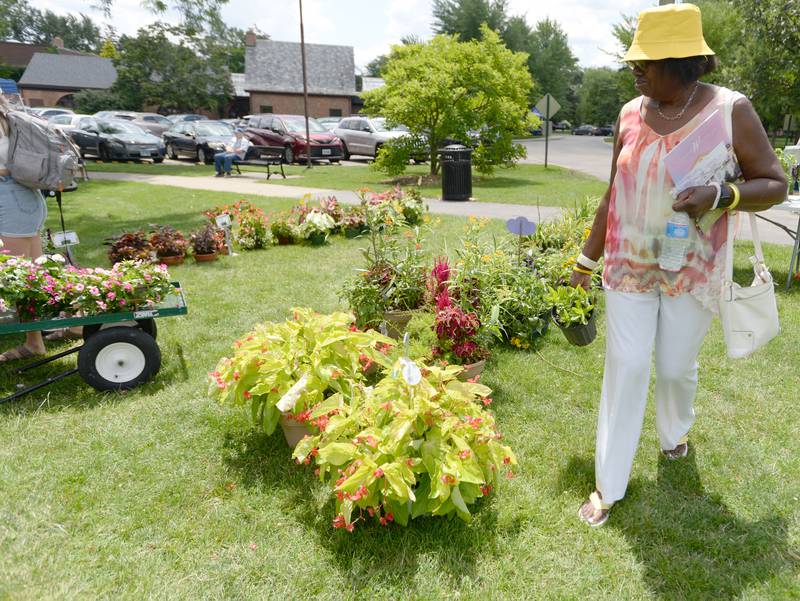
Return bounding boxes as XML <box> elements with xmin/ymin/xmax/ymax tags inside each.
<box><xmin>244</xmin><ymin>34</ymin><xmax>356</xmax><ymax>117</ymax></box>
<box><xmin>18</xmin><ymin>53</ymin><xmax>117</xmax><ymax>107</ymax></box>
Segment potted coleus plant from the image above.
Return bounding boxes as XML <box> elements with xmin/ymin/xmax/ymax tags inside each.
<box><xmin>432</xmin><ymin>295</ymin><xmax>491</xmax><ymax>381</ymax></box>
<box><xmin>292</xmin><ymin>360</ymin><xmax>517</xmax><ymax>530</ymax></box>
<box><xmin>340</xmin><ymin>207</ymin><xmax>369</xmax><ymax>238</ymax></box>
<box><xmin>190</xmin><ymin>223</ymin><xmax>222</xmax><ymax>262</ymax></box>
<box><xmin>546</xmin><ymin>284</ymin><xmax>597</xmax><ymax>346</ymax></box>
<box><xmin>209</xmin><ymin>308</ymin><xmax>394</xmax><ymax>448</ymax></box>
<box><xmin>149</xmin><ymin>225</ymin><xmax>189</xmax><ymax>266</ymax></box>
<box><xmin>104</xmin><ymin>230</ymin><xmax>153</xmax><ymax>265</ymax></box>
<box><xmin>270</xmin><ymin>214</ymin><xmax>297</xmax><ymax>245</ymax></box>
<box><xmin>300</xmin><ymin>210</ymin><xmax>336</xmax><ymax>245</ymax></box>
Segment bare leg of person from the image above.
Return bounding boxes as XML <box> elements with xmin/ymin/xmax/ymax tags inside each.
<box><xmin>0</xmin><ymin>234</ymin><xmax>46</xmax><ymax>360</ymax></box>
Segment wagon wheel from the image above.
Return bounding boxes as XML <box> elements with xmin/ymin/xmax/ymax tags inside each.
<box><xmin>78</xmin><ymin>327</ymin><xmax>161</xmax><ymax>391</ymax></box>
<box><xmin>82</xmin><ymin>318</ymin><xmax>157</xmax><ymax>341</ymax></box>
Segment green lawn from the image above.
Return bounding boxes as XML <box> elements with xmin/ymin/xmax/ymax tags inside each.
<box><xmin>85</xmin><ymin>160</ymin><xmax>607</xmax><ymax>208</ymax></box>
<box><xmin>1</xmin><ymin>181</ymin><xmax>798</xmax><ymax>599</ymax></box>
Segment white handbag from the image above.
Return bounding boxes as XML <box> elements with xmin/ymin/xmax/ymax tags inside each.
<box><xmin>719</xmin><ymin>212</ymin><xmax>780</xmax><ymax>358</ymax></box>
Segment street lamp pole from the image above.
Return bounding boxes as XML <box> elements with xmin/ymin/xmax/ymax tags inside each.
<box><xmin>299</xmin><ymin>0</ymin><xmax>311</xmax><ymax>169</ymax></box>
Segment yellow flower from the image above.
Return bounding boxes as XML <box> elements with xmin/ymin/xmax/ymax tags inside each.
<box><xmin>583</xmin><ymin>227</ymin><xmax>592</xmax><ymax>240</ymax></box>
<box><xmin>469</xmin><ymin>216</ymin><xmax>478</xmax><ymax>223</ymax></box>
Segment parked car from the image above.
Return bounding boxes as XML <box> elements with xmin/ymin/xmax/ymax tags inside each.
<box><xmin>34</xmin><ymin>107</ymin><xmax>74</xmax><ymax>119</ymax></box>
<box><xmin>244</xmin><ymin>114</ymin><xmax>343</xmax><ymax>164</ymax></box>
<box><xmin>162</xmin><ymin>120</ymin><xmax>234</xmax><ymax>163</ymax></box>
<box><xmin>595</xmin><ymin>124</ymin><xmax>615</xmax><ymax>136</ymax></box>
<box><xmin>48</xmin><ymin>113</ymin><xmax>97</xmax><ymax>134</ymax></box>
<box><xmin>334</xmin><ymin>116</ymin><xmax>418</xmax><ymax>160</ymax></box>
<box><xmin>553</xmin><ymin>120</ymin><xmax>572</xmax><ymax>132</ymax></box>
<box><xmin>166</xmin><ymin>113</ymin><xmax>205</xmax><ymax>123</ymax></box>
<box><xmin>64</xmin><ymin>118</ymin><xmax>165</xmax><ymax>162</ymax></box>
<box><xmin>572</xmin><ymin>124</ymin><xmax>597</xmax><ymax>136</ymax></box>
<box><xmin>317</xmin><ymin>116</ymin><xmax>342</xmax><ymax>131</ymax></box>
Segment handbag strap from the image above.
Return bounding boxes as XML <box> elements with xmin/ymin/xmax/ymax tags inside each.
<box><xmin>725</xmin><ymin>211</ymin><xmax>767</xmax><ymax>282</ymax></box>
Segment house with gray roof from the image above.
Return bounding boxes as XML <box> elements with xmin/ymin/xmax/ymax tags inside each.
<box><xmin>244</xmin><ymin>34</ymin><xmax>356</xmax><ymax>117</ymax></box>
<box><xmin>18</xmin><ymin>53</ymin><xmax>117</xmax><ymax>108</ymax></box>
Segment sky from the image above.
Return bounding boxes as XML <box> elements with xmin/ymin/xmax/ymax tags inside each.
<box><xmin>35</xmin><ymin>0</ymin><xmax>659</xmax><ymax>69</ymax></box>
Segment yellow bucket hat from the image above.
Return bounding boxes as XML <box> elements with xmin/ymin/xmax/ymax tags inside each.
<box><xmin>623</xmin><ymin>3</ymin><xmax>714</xmax><ymax>62</ymax></box>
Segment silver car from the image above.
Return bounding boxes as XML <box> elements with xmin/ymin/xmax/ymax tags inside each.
<box><xmin>334</xmin><ymin>116</ymin><xmax>411</xmax><ymax>159</ymax></box>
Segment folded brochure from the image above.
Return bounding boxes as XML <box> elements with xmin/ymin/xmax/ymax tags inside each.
<box><xmin>663</xmin><ymin>109</ymin><xmax>741</xmax><ymax>234</ymax></box>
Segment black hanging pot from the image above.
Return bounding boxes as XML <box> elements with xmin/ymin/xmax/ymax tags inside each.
<box><xmin>552</xmin><ymin>309</ymin><xmax>597</xmax><ymax>347</ymax></box>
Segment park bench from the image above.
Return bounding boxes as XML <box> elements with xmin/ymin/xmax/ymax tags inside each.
<box><xmin>232</xmin><ymin>145</ymin><xmax>286</xmax><ymax>180</ymax></box>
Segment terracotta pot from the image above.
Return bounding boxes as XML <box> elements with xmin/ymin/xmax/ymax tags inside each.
<box><xmin>218</xmin><ymin>245</ymin><xmax>230</xmax><ymax>255</ymax></box>
<box><xmin>280</xmin><ymin>414</ymin><xmax>312</xmax><ymax>449</ymax></box>
<box><xmin>194</xmin><ymin>252</ymin><xmax>218</xmax><ymax>262</ymax></box>
<box><xmin>458</xmin><ymin>358</ymin><xmax>487</xmax><ymax>382</ymax></box>
<box><xmin>158</xmin><ymin>254</ymin><xmax>184</xmax><ymax>266</ymax></box>
<box><xmin>552</xmin><ymin>309</ymin><xmax>597</xmax><ymax>347</ymax></box>
<box><xmin>382</xmin><ymin>310</ymin><xmax>414</xmax><ymax>339</ymax></box>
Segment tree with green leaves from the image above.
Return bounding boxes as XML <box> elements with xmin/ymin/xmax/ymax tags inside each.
<box><xmin>111</xmin><ymin>23</ymin><xmax>231</xmax><ymax>113</ymax></box>
<box><xmin>526</xmin><ymin>19</ymin><xmax>581</xmax><ymax>122</ymax></box>
<box><xmin>432</xmin><ymin>0</ymin><xmax>509</xmax><ymax>42</ymax></box>
<box><xmin>576</xmin><ymin>67</ymin><xmax>622</xmax><ymax>126</ymax></box>
<box><xmin>363</xmin><ymin>26</ymin><xmax>535</xmax><ymax>176</ymax></box>
<box><xmin>1</xmin><ymin>0</ymin><xmax>101</xmax><ymax>53</ymax></box>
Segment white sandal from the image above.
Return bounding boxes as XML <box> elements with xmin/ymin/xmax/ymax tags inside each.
<box><xmin>663</xmin><ymin>435</ymin><xmax>689</xmax><ymax>460</ymax></box>
<box><xmin>578</xmin><ymin>491</ymin><xmax>613</xmax><ymax>527</ymax></box>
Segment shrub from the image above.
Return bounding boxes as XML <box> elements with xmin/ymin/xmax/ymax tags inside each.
<box><xmin>292</xmin><ymin>360</ymin><xmax>517</xmax><ymax>529</ymax></box>
<box><xmin>105</xmin><ymin>231</ymin><xmax>153</xmax><ymax>264</ymax></box>
<box><xmin>149</xmin><ymin>225</ymin><xmax>189</xmax><ymax>258</ymax></box>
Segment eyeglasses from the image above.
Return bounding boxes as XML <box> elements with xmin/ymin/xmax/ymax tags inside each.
<box><xmin>627</xmin><ymin>60</ymin><xmax>652</xmax><ymax>72</ymax></box>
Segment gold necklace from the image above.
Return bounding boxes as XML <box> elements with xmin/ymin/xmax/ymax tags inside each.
<box><xmin>656</xmin><ymin>83</ymin><xmax>699</xmax><ymax>121</ymax></box>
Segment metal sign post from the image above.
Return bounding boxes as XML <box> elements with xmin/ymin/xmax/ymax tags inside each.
<box><xmin>215</xmin><ymin>213</ymin><xmax>237</xmax><ymax>256</ymax></box>
<box><xmin>535</xmin><ymin>93</ymin><xmax>561</xmax><ymax>169</ymax></box>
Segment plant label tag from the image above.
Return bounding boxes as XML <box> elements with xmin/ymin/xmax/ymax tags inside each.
<box><xmin>215</xmin><ymin>214</ymin><xmax>232</xmax><ymax>228</ymax></box>
<box><xmin>506</xmin><ymin>216</ymin><xmax>536</xmax><ymax>237</ymax></box>
<box><xmin>401</xmin><ymin>358</ymin><xmax>422</xmax><ymax>386</ymax></box>
<box><xmin>134</xmin><ymin>310</ymin><xmax>158</xmax><ymax>319</ymax></box>
<box><xmin>52</xmin><ymin>230</ymin><xmax>79</xmax><ymax>247</ymax></box>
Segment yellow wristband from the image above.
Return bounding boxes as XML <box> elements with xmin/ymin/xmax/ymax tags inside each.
<box><xmin>727</xmin><ymin>183</ymin><xmax>741</xmax><ymax>211</ymax></box>
<box><xmin>573</xmin><ymin>266</ymin><xmax>593</xmax><ymax>276</ymax></box>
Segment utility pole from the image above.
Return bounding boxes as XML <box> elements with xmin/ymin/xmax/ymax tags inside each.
<box><xmin>299</xmin><ymin>0</ymin><xmax>311</xmax><ymax>169</ymax></box>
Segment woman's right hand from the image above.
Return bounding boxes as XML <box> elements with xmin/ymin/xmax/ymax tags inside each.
<box><xmin>569</xmin><ymin>269</ymin><xmax>592</xmax><ymax>291</ymax></box>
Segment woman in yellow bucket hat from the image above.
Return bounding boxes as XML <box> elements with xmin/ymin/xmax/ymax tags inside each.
<box><xmin>571</xmin><ymin>3</ymin><xmax>787</xmax><ymax>527</ymax></box>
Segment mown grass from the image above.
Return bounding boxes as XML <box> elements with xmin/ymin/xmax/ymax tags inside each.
<box><xmin>1</xmin><ymin>181</ymin><xmax>798</xmax><ymax>599</ymax></box>
<box><xmin>85</xmin><ymin>160</ymin><xmax>607</xmax><ymax>208</ymax></box>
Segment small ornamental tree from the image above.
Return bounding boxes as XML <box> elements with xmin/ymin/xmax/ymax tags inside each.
<box><xmin>363</xmin><ymin>25</ymin><xmax>537</xmax><ymax>176</ymax></box>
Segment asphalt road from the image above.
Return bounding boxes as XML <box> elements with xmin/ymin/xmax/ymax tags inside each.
<box><xmin>517</xmin><ymin>134</ymin><xmax>613</xmax><ymax>181</ymax></box>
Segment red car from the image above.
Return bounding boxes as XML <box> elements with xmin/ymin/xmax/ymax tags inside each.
<box><xmin>244</xmin><ymin>114</ymin><xmax>344</xmax><ymax>164</ymax></box>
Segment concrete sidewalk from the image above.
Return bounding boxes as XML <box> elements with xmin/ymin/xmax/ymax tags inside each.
<box><xmin>89</xmin><ymin>171</ymin><xmax>797</xmax><ymax>246</ymax></box>
<box><xmin>89</xmin><ymin>171</ymin><xmax>565</xmax><ymax>223</ymax></box>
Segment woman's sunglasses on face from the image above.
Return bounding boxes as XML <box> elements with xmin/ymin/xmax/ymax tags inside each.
<box><xmin>627</xmin><ymin>60</ymin><xmax>652</xmax><ymax>72</ymax></box>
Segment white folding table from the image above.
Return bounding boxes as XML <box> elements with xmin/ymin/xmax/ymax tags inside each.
<box><xmin>757</xmin><ymin>194</ymin><xmax>800</xmax><ymax>289</ymax></box>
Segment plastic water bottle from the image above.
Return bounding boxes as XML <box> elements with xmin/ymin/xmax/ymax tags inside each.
<box><xmin>659</xmin><ymin>212</ymin><xmax>691</xmax><ymax>272</ymax></box>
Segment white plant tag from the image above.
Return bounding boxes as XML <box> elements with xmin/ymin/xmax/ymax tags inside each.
<box><xmin>401</xmin><ymin>358</ymin><xmax>421</xmax><ymax>386</ymax></box>
<box><xmin>276</xmin><ymin>373</ymin><xmax>309</xmax><ymax>412</ymax></box>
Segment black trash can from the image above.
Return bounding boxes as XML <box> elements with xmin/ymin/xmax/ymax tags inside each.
<box><xmin>438</xmin><ymin>144</ymin><xmax>472</xmax><ymax>201</ymax></box>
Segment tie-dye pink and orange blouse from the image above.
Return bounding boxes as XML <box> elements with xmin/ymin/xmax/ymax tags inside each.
<box><xmin>603</xmin><ymin>86</ymin><xmax>744</xmax><ymax>311</ymax></box>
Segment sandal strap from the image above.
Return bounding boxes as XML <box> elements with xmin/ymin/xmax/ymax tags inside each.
<box><xmin>589</xmin><ymin>491</ymin><xmax>613</xmax><ymax>511</ymax></box>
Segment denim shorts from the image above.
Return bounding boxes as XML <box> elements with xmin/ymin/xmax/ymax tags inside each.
<box><xmin>0</xmin><ymin>175</ymin><xmax>47</xmax><ymax>237</ymax></box>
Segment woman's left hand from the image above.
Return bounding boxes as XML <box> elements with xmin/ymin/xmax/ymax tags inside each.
<box><xmin>672</xmin><ymin>185</ymin><xmax>716</xmax><ymax>220</ymax></box>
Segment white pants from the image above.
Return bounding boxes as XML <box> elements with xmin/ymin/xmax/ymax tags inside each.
<box><xmin>596</xmin><ymin>289</ymin><xmax>713</xmax><ymax>504</ymax></box>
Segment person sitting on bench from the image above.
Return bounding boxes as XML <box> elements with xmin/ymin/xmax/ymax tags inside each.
<box><xmin>214</xmin><ymin>129</ymin><xmax>251</xmax><ymax>177</ymax></box>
